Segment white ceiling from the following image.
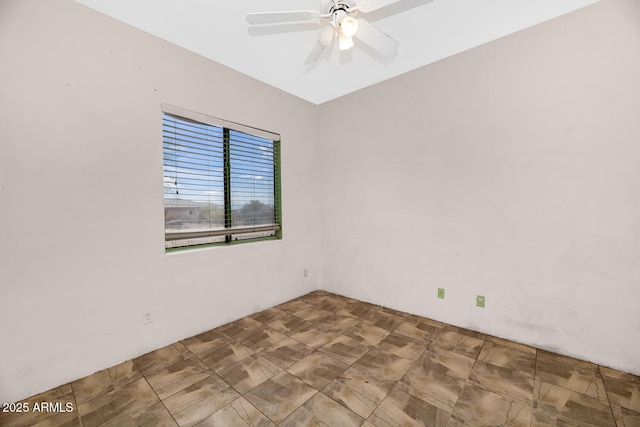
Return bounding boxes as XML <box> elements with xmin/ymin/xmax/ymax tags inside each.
<box><xmin>74</xmin><ymin>0</ymin><xmax>600</xmax><ymax>105</ymax></box>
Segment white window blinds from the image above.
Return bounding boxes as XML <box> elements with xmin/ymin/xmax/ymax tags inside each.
<box><xmin>162</xmin><ymin>105</ymin><xmax>281</xmax><ymax>249</ymax></box>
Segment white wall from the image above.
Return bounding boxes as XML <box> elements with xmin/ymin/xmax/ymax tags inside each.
<box><xmin>319</xmin><ymin>0</ymin><xmax>640</xmax><ymax>375</ymax></box>
<box><xmin>0</xmin><ymin>0</ymin><xmax>321</xmax><ymax>403</ymax></box>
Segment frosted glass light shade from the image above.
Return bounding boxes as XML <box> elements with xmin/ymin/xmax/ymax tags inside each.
<box><xmin>340</xmin><ymin>16</ymin><xmax>359</xmax><ymax>37</ymax></box>
<box><xmin>338</xmin><ymin>32</ymin><xmax>354</xmax><ymax>50</ymax></box>
<box><xmin>318</xmin><ymin>24</ymin><xmax>335</xmax><ymax>46</ymax></box>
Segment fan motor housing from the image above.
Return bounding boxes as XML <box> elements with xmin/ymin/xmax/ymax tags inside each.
<box><xmin>329</xmin><ymin>2</ymin><xmax>352</xmax><ymax>17</ymax></box>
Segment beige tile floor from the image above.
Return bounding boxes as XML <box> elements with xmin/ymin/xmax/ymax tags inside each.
<box><xmin>2</xmin><ymin>291</ymin><xmax>639</xmax><ymax>426</ymax></box>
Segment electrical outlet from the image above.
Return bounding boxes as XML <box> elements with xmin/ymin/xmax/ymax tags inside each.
<box><xmin>476</xmin><ymin>295</ymin><xmax>485</xmax><ymax>308</ymax></box>
<box><xmin>143</xmin><ymin>311</ymin><xmax>154</xmax><ymax>325</ymax></box>
<box><xmin>303</xmin><ymin>268</ymin><xmax>308</xmax><ymax>278</ymax></box>
<box><xmin>437</xmin><ymin>288</ymin><xmax>445</xmax><ymax>299</ymax></box>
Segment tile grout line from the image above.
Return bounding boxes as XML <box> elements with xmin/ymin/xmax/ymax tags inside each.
<box><xmin>256</xmin><ymin>308</ymin><xmax>329</xmax><ymax>425</ymax></box>
<box><xmin>356</xmin><ymin>308</ymin><xmax>425</xmax><ymax>424</ymax></box>
<box><xmin>186</xmin><ymin>335</ymin><xmax>276</xmax><ymax>426</ymax></box>
<box><xmin>529</xmin><ymin>349</ymin><xmax>536</xmax><ymax>427</ymax></box>
<box><xmin>599</xmin><ymin>365</ymin><xmax>618</xmax><ymax>425</ymax></box>
<box><xmin>294</xmin><ymin>305</ymin><xmax>390</xmax><ymax>423</ymax></box>
<box><xmin>67</xmin><ymin>381</ymin><xmax>83</xmax><ymax>427</ymax></box>
<box><xmin>183</xmin><ymin>338</ymin><xmax>266</xmax><ymax>424</ymax></box>
<box><xmin>132</xmin><ymin>358</ymin><xmax>181</xmax><ymax>426</ymax></box>
<box><xmin>445</xmin><ymin>329</ymin><xmax>481</xmax><ymax>425</ymax></box>
<box><xmin>213</xmin><ymin>305</ymin><xmax>355</xmax><ymax>425</ymax></box>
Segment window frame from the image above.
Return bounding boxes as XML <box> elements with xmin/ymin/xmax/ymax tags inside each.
<box><xmin>161</xmin><ymin>104</ymin><xmax>282</xmax><ymax>251</ymax></box>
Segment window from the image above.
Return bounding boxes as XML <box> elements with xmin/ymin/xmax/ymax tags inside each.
<box><xmin>162</xmin><ymin>104</ymin><xmax>281</xmax><ymax>250</ymax></box>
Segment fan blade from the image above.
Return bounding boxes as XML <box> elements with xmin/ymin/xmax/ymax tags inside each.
<box><xmin>304</xmin><ymin>42</ymin><xmax>327</xmax><ymax>65</ymax></box>
<box><xmin>247</xmin><ymin>10</ymin><xmax>320</xmax><ymax>25</ymax></box>
<box><xmin>355</xmin><ymin>18</ymin><xmax>398</xmax><ymax>56</ymax></box>
<box><xmin>305</xmin><ymin>42</ymin><xmax>325</xmax><ymax>64</ymax></box>
<box><xmin>327</xmin><ymin>34</ymin><xmax>340</xmax><ymax>62</ymax></box>
<box><xmin>356</xmin><ymin>0</ymin><xmax>403</xmax><ymax>13</ymax></box>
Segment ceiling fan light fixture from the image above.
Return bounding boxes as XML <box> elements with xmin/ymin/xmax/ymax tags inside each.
<box><xmin>339</xmin><ymin>15</ymin><xmax>359</xmax><ymax>38</ymax></box>
<box><xmin>247</xmin><ymin>0</ymin><xmax>401</xmax><ymax>63</ymax></box>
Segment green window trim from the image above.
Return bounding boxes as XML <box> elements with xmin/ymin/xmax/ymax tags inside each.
<box><xmin>162</xmin><ymin>104</ymin><xmax>281</xmax><ymax>251</ymax></box>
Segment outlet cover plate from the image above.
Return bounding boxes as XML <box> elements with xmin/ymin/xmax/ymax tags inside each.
<box><xmin>437</xmin><ymin>288</ymin><xmax>445</xmax><ymax>299</ymax></box>
<box><xmin>143</xmin><ymin>311</ymin><xmax>154</xmax><ymax>325</ymax></box>
<box><xmin>476</xmin><ymin>295</ymin><xmax>485</xmax><ymax>308</ymax></box>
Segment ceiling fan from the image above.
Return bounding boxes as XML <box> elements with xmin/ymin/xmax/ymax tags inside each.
<box><xmin>246</xmin><ymin>0</ymin><xmax>403</xmax><ymax>63</ymax></box>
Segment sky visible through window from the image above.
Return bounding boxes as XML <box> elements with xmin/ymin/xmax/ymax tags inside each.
<box><xmin>163</xmin><ymin>114</ymin><xmax>275</xmax><ymax>232</ymax></box>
